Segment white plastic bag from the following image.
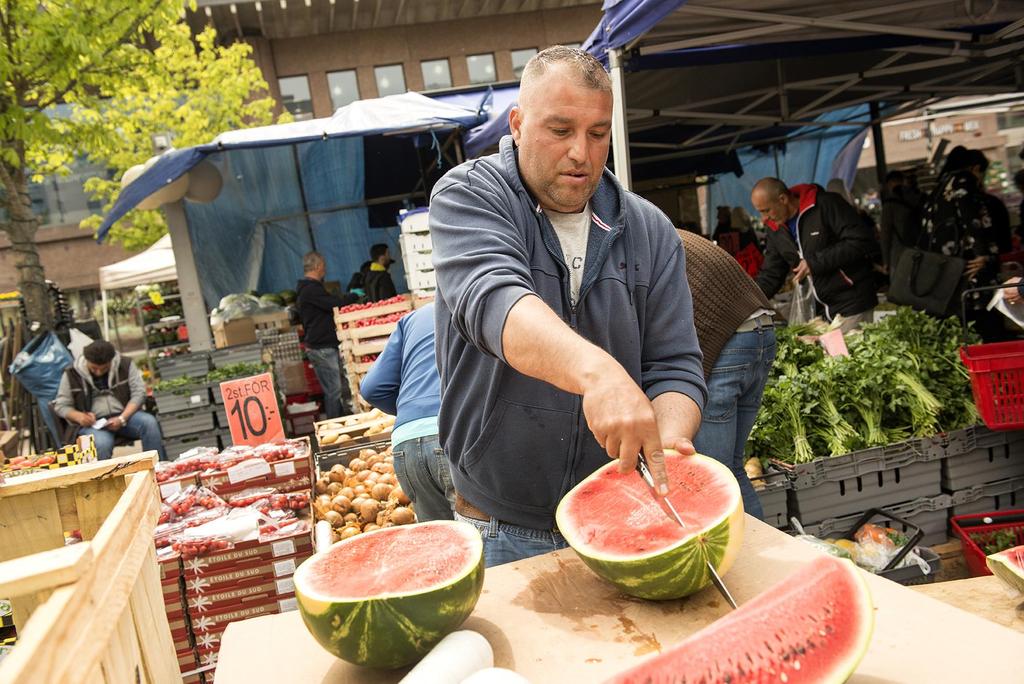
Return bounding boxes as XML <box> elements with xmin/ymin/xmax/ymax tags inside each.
<box><xmin>788</xmin><ymin>279</ymin><xmax>816</xmax><ymax>324</ymax></box>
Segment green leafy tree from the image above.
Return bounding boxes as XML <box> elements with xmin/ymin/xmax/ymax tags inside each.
<box><xmin>0</xmin><ymin>1</ymin><xmax>283</xmax><ymax>329</ymax></box>
<box><xmin>79</xmin><ymin>24</ymin><xmax>285</xmax><ymax>248</ymax></box>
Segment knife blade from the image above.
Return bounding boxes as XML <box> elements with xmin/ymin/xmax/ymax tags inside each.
<box><xmin>635</xmin><ymin>451</ymin><xmax>738</xmax><ymax>610</ymax></box>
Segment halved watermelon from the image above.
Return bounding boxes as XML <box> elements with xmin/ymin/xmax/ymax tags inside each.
<box><xmin>556</xmin><ymin>452</ymin><xmax>743</xmax><ymax>599</ymax></box>
<box><xmin>294</xmin><ymin>520</ymin><xmax>484</xmax><ymax>668</ymax></box>
<box><xmin>606</xmin><ymin>556</ymin><xmax>874</xmax><ymax>683</ymax></box>
<box><xmin>986</xmin><ymin>544</ymin><xmax>1024</xmax><ymax>593</ymax></box>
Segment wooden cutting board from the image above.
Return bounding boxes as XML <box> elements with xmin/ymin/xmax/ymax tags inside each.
<box><xmin>214</xmin><ymin>518</ymin><xmax>1024</xmax><ymax>682</ymax></box>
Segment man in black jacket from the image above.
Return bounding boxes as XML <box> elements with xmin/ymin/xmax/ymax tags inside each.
<box><xmin>752</xmin><ymin>177</ymin><xmax>878</xmax><ymax>330</ymax></box>
<box><xmin>364</xmin><ymin>243</ymin><xmax>398</xmax><ymax>302</ymax></box>
<box><xmin>296</xmin><ymin>251</ymin><xmax>358</xmax><ymax>418</ymax></box>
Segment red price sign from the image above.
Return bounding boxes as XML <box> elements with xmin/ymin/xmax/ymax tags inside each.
<box><xmin>219</xmin><ymin>373</ymin><xmax>284</xmax><ymax>446</ymax></box>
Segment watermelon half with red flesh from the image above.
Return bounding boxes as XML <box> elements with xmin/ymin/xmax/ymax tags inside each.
<box><xmin>606</xmin><ymin>556</ymin><xmax>875</xmax><ymax>684</ymax></box>
<box><xmin>556</xmin><ymin>452</ymin><xmax>744</xmax><ymax>600</ymax></box>
<box><xmin>294</xmin><ymin>520</ymin><xmax>484</xmax><ymax>669</ymax></box>
<box><xmin>987</xmin><ymin>544</ymin><xmax>1024</xmax><ymax>594</ymax></box>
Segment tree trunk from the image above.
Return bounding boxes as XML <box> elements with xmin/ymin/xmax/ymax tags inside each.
<box><xmin>4</xmin><ymin>171</ymin><xmax>54</xmax><ymax>330</ymax></box>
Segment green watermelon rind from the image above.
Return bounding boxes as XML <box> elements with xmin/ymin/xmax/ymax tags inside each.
<box><xmin>294</xmin><ymin>521</ymin><xmax>485</xmax><ymax>669</ymax></box>
<box><xmin>986</xmin><ymin>544</ymin><xmax>1024</xmax><ymax>594</ymax></box>
<box><xmin>556</xmin><ymin>454</ymin><xmax>744</xmax><ymax>601</ymax></box>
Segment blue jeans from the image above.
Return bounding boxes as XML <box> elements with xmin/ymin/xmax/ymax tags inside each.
<box><xmin>80</xmin><ymin>411</ymin><xmax>166</xmax><ymax>461</ymax></box>
<box><xmin>454</xmin><ymin>512</ymin><xmax>568</xmax><ymax>568</ymax></box>
<box><xmin>392</xmin><ymin>435</ymin><xmax>455</xmax><ymax>522</ymax></box>
<box><xmin>693</xmin><ymin>327</ymin><xmax>776</xmax><ymax>520</ymax></box>
<box><xmin>305</xmin><ymin>347</ymin><xmax>351</xmax><ymax>418</ymax></box>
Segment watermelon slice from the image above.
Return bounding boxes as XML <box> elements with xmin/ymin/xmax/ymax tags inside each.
<box><xmin>986</xmin><ymin>544</ymin><xmax>1024</xmax><ymax>593</ymax></box>
<box><xmin>556</xmin><ymin>452</ymin><xmax>743</xmax><ymax>599</ymax></box>
<box><xmin>294</xmin><ymin>520</ymin><xmax>484</xmax><ymax>668</ymax></box>
<box><xmin>606</xmin><ymin>556</ymin><xmax>874</xmax><ymax>683</ymax></box>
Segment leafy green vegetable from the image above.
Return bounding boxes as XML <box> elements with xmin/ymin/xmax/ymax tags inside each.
<box><xmin>748</xmin><ymin>307</ymin><xmax>979</xmax><ymax>464</ymax></box>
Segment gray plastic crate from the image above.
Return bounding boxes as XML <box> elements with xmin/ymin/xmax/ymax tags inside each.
<box><xmin>158</xmin><ymin>409</ymin><xmax>216</xmax><ymax>438</ymax></box>
<box><xmin>782</xmin><ymin>439</ymin><xmax>941</xmax><ymax>523</ymax></box>
<box><xmin>949</xmin><ymin>475</ymin><xmax>1024</xmax><ymax>517</ymax></box>
<box><xmin>154</xmin><ymin>383</ymin><xmax>211</xmax><ymax>414</ymax></box>
<box><xmin>213</xmin><ymin>404</ymin><xmax>227</xmax><ymax>428</ymax></box>
<box><xmin>752</xmin><ymin>468</ymin><xmax>790</xmax><ymax>529</ymax></box>
<box><xmin>934</xmin><ymin>425</ymin><xmax>1024</xmax><ymax>491</ymax></box>
<box><xmin>800</xmin><ymin>494</ymin><xmax>952</xmax><ymax>547</ymax></box>
<box><xmin>155</xmin><ymin>352</ymin><xmax>211</xmax><ymax>380</ymax></box>
<box><xmin>164</xmin><ymin>429</ymin><xmax>220</xmax><ymax>460</ymax></box>
<box><xmin>210</xmin><ymin>343</ymin><xmax>264</xmax><ymax>368</ymax></box>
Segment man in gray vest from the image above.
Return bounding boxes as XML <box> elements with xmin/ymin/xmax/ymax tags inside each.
<box><xmin>53</xmin><ymin>340</ymin><xmax>165</xmax><ymax>460</ymax></box>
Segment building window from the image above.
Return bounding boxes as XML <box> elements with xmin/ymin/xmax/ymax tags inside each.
<box><xmin>327</xmin><ymin>70</ymin><xmax>360</xmax><ymax>111</ymax></box>
<box><xmin>374</xmin><ymin>64</ymin><xmax>406</xmax><ymax>97</ymax></box>
<box><xmin>420</xmin><ymin>59</ymin><xmax>452</xmax><ymax>91</ymax></box>
<box><xmin>466</xmin><ymin>53</ymin><xmax>497</xmax><ymax>85</ymax></box>
<box><xmin>510</xmin><ymin>48</ymin><xmax>537</xmax><ymax>79</ymax></box>
<box><xmin>278</xmin><ymin>75</ymin><xmax>313</xmax><ymax>120</ymax></box>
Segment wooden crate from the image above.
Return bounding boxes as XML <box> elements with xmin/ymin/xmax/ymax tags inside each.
<box><xmin>332</xmin><ymin>297</ymin><xmax>412</xmax><ymax>327</ymax></box>
<box><xmin>0</xmin><ymin>454</ymin><xmax>179</xmax><ymax>684</ymax></box>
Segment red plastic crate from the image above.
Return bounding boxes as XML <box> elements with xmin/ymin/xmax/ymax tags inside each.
<box><xmin>959</xmin><ymin>341</ymin><xmax>1024</xmax><ymax>430</ymax></box>
<box><xmin>949</xmin><ymin>508</ymin><xmax>1024</xmax><ymax>577</ymax></box>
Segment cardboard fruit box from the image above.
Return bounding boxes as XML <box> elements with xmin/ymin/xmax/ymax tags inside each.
<box><xmin>186</xmin><ymin>576</ymin><xmax>298</xmax><ymax>614</ymax></box>
<box><xmin>182</xmin><ymin>528</ymin><xmax>313</xmax><ymax>578</ymax></box>
<box><xmin>184</xmin><ymin>552</ymin><xmax>306</xmax><ymax>596</ymax></box>
<box><xmin>189</xmin><ymin>594</ymin><xmax>297</xmax><ymax>636</ymax></box>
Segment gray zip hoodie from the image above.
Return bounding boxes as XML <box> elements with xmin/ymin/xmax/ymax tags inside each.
<box><xmin>429</xmin><ymin>136</ymin><xmax>706</xmax><ymax>530</ymax></box>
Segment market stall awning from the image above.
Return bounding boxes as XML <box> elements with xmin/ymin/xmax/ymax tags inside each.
<box><xmin>583</xmin><ymin>1</ymin><xmax>1024</xmax><ymax>180</ymax></box>
<box><xmin>98</xmin><ymin>234</ymin><xmax>177</xmax><ymax>291</ymax></box>
<box><xmin>96</xmin><ymin>92</ymin><xmax>486</xmax><ymax>241</ymax></box>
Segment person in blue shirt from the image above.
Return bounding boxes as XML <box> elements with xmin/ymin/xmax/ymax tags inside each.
<box><xmin>359</xmin><ymin>303</ymin><xmax>453</xmax><ymax>521</ymax></box>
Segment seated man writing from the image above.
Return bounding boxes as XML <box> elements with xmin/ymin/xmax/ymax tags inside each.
<box><xmin>53</xmin><ymin>340</ymin><xmax>165</xmax><ymax>460</ymax></box>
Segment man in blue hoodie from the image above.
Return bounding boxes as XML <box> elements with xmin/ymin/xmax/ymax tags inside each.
<box><xmin>429</xmin><ymin>47</ymin><xmax>707</xmax><ymax>566</ymax></box>
<box><xmin>360</xmin><ymin>304</ymin><xmax>453</xmax><ymax>521</ymax></box>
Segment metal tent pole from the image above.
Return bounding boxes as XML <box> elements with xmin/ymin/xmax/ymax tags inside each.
<box><xmin>164</xmin><ymin>200</ymin><xmax>214</xmax><ymax>351</ymax></box>
<box><xmin>609</xmin><ymin>48</ymin><xmax>633</xmax><ymax>191</ymax></box>
<box><xmin>101</xmin><ymin>289</ymin><xmax>110</xmax><ymax>341</ymax></box>
<box><xmin>869</xmin><ymin>101</ymin><xmax>889</xmax><ymax>186</ymax></box>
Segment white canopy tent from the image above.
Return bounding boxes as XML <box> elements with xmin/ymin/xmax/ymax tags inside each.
<box><xmin>98</xmin><ymin>234</ymin><xmax>178</xmax><ymax>339</ymax></box>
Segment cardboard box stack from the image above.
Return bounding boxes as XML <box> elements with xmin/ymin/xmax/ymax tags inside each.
<box><xmin>152</xmin><ymin>437</ymin><xmax>315</xmax><ymax>680</ymax></box>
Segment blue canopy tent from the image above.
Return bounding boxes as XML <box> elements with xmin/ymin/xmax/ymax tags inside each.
<box><xmin>582</xmin><ymin>0</ymin><xmax>1024</xmax><ymax>223</ymax></box>
<box><xmin>98</xmin><ymin>92</ymin><xmax>485</xmax><ymax>350</ymax></box>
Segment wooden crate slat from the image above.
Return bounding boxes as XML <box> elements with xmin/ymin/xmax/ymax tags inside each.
<box><xmin>0</xmin><ymin>542</ymin><xmax>91</xmax><ymax>600</ymax></box>
<box><xmin>75</xmin><ymin>477</ymin><xmax>128</xmax><ymax>540</ymax></box>
<box><xmin>0</xmin><ymin>489</ymin><xmax>65</xmax><ymax>627</ymax></box>
<box><xmin>0</xmin><ymin>584</ymin><xmax>78</xmax><ymax>682</ymax></box>
<box><xmin>130</xmin><ymin>545</ymin><xmax>180</xmax><ymax>683</ymax></box>
<box><xmin>100</xmin><ymin>609</ymin><xmax>138</xmax><ymax>684</ymax></box>
<box><xmin>351</xmin><ymin>340</ymin><xmax>387</xmax><ymax>357</ymax></box>
<box><xmin>56</xmin><ymin>487</ymin><xmax>81</xmax><ymax>538</ymax></box>
<box><xmin>338</xmin><ymin>321</ymin><xmax>399</xmax><ymax>341</ymax></box>
<box><xmin>58</xmin><ymin>475</ymin><xmax>162</xmax><ymax>682</ymax></box>
<box><xmin>0</xmin><ymin>453</ymin><xmax>156</xmax><ymax>498</ymax></box>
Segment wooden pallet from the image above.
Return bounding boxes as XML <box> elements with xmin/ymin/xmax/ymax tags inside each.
<box><xmin>0</xmin><ymin>453</ymin><xmax>179</xmax><ymax>683</ymax></box>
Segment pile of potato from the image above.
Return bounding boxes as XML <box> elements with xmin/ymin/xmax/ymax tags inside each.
<box><xmin>312</xmin><ymin>446</ymin><xmax>416</xmax><ymax>541</ymax></box>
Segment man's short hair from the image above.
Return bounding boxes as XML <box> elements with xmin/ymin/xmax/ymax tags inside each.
<box><xmin>965</xmin><ymin>149</ymin><xmax>989</xmax><ymax>174</ymax></box>
<box><xmin>1014</xmin><ymin>169</ymin><xmax>1024</xmax><ymax>189</ymax></box>
<box><xmin>370</xmin><ymin>244</ymin><xmax>389</xmax><ymax>261</ymax></box>
<box><xmin>84</xmin><ymin>340</ymin><xmax>116</xmax><ymax>365</ymax></box>
<box><xmin>753</xmin><ymin>177</ymin><xmax>789</xmax><ymax>199</ymax></box>
<box><xmin>520</xmin><ymin>45</ymin><xmax>611</xmax><ymax>93</ymax></box>
<box><xmin>303</xmin><ymin>251</ymin><xmax>325</xmax><ymax>273</ymax></box>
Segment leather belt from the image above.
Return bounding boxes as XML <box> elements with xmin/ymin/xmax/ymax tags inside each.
<box><xmin>454</xmin><ymin>493</ymin><xmax>491</xmax><ymax>522</ymax></box>
<box><xmin>735</xmin><ymin>312</ymin><xmax>775</xmax><ymax>333</ymax></box>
